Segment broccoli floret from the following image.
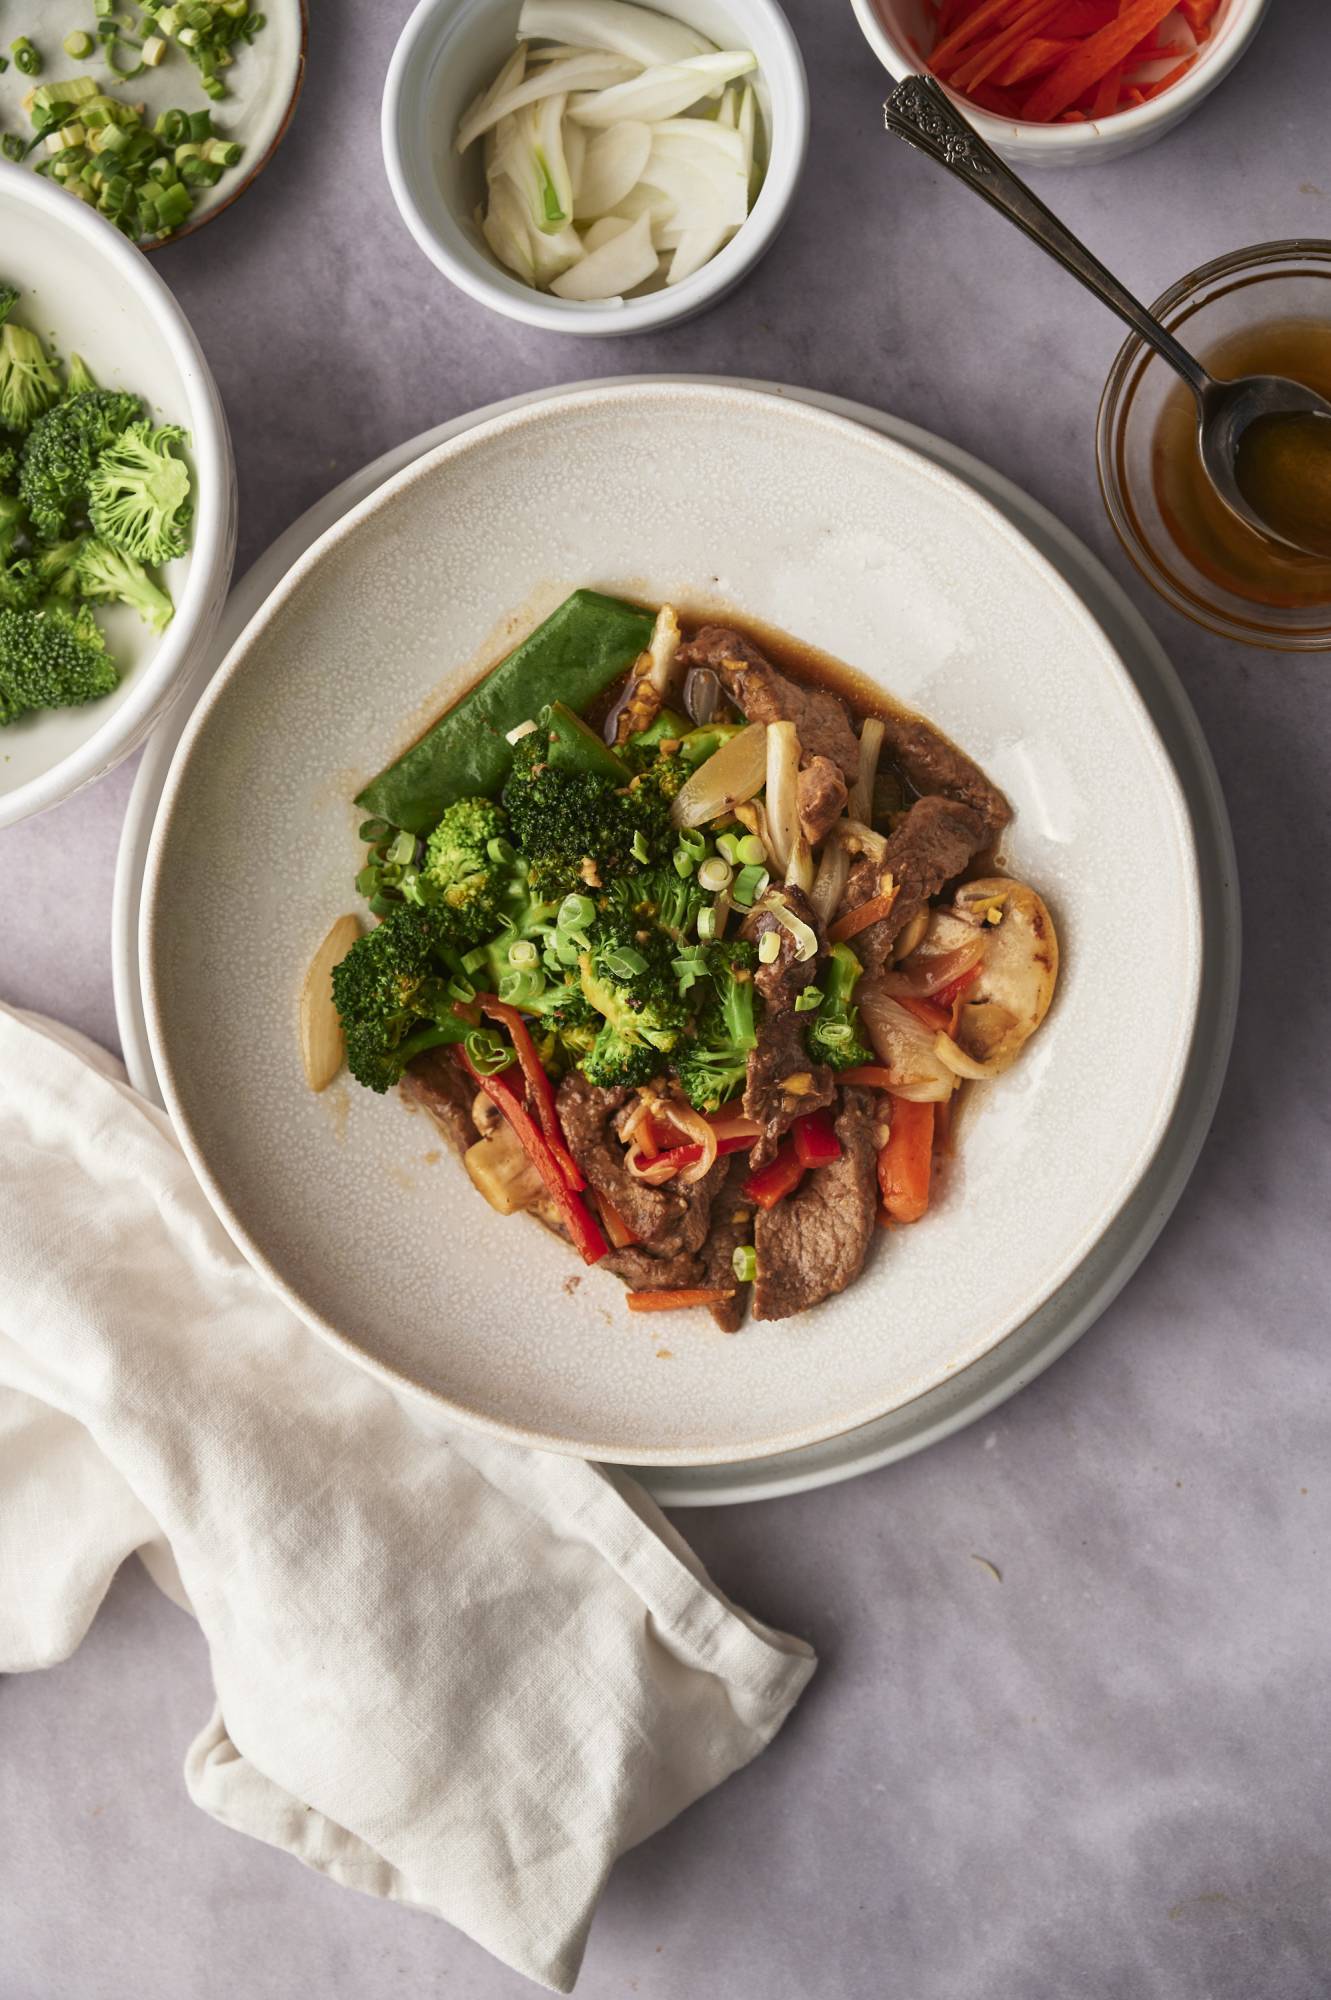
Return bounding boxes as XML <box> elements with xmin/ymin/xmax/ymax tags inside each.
<box><xmin>581</xmin><ymin>1022</ymin><xmax>664</xmax><ymax>1091</ymax></box>
<box><xmin>87</xmin><ymin>420</ymin><xmax>192</xmax><ymax>564</ymax></box>
<box><xmin>502</xmin><ymin>732</ymin><xmax>679</xmax><ymax>897</ymax></box>
<box><xmin>0</xmin><ymin>286</ymin><xmax>17</xmax><ymax>330</ymax></box>
<box><xmin>807</xmin><ymin>942</ymin><xmax>873</xmax><ymax>1072</ymax></box>
<box><xmin>0</xmin><ymin>322</ymin><xmax>62</xmax><ymax>434</ymax></box>
<box><xmin>580</xmin><ymin>917</ymin><xmax>688</xmax><ymax>1057</ymax></box>
<box><xmin>35</xmin><ymin>538</ymin><xmax>84</xmax><ymax>598</ymax></box>
<box><xmin>421</xmin><ymin>796</ymin><xmax>508</xmax><ymax>937</ymax></box>
<box><xmin>676</xmin><ymin>942</ymin><xmax>761</xmax><ymax>1112</ymax></box>
<box><xmin>19</xmin><ymin>390</ymin><xmax>144</xmax><ymax>541</ymax></box>
<box><xmin>0</xmin><ymin>492</ymin><xmax>26</xmax><ymax>564</ymax></box>
<box><xmin>0</xmin><ymin>604</ymin><xmax>117</xmax><ymax>726</ymax></box>
<box><xmin>74</xmin><ymin>536</ymin><xmax>174</xmax><ymax>632</ymax></box>
<box><xmin>602</xmin><ymin>863</ymin><xmax>702</xmax><ymax>942</ymax></box>
<box><xmin>0</xmin><ymin>441</ymin><xmax>20</xmax><ymax>491</ymax></box>
<box><xmin>330</xmin><ymin>904</ymin><xmax>464</xmax><ymax>1094</ymax></box>
<box><xmin>65</xmin><ymin>354</ymin><xmax>97</xmax><ymax>396</ymax></box>
<box><xmin>0</xmin><ymin>559</ymin><xmax>43</xmax><ymax>613</ymax></box>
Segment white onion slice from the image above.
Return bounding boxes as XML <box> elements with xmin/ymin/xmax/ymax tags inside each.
<box><xmin>573</xmin><ymin>118</ymin><xmax>652</xmax><ymax>218</ymax></box>
<box><xmin>568</xmin><ymin>51</ymin><xmax>757</xmax><ymax>127</ymax></box>
<box><xmin>809</xmin><ymin>828</ymin><xmax>850</xmax><ymax>926</ymax></box>
<box><xmin>882</xmin><ymin>933</ymin><xmax>986</xmax><ymax>1001</ymax></box>
<box><xmin>564</xmin><ymin>113</ymin><xmax>587</xmax><ymax>196</ymax></box>
<box><xmin>459</xmin><ymin>44</ymin><xmax>526</xmax><ymax>154</ymax></box>
<box><xmin>582</xmin><ymin>213</ymin><xmax>633</xmax><ymax>250</ymax></box>
<box><xmin>670</xmin><ymin>722</ymin><xmax>767</xmax><ymax>828</ymax></box>
<box><xmin>480</xmin><ymin>178</ymin><xmax>536</xmax><ymax>283</ymax></box>
<box><xmin>650</xmin><ymin>117</ymin><xmax>747</xmax><ymax>166</ymax></box>
<box><xmin>737</xmin><ymin>80</ymin><xmax>757</xmax><ymax>192</ymax></box>
<box><xmin>457</xmin><ymin>50</ymin><xmax>637</xmax><ymax>153</ymax></box>
<box><xmin>933</xmin><ymin>1030</ymin><xmax>1004</xmax><ymax>1082</ymax></box>
<box><xmin>518</xmin><ymin>0</ymin><xmax>713</xmax><ymax>67</ymax></box>
<box><xmin>639</xmin><ymin>145</ymin><xmax>747</xmax><ymax>230</ymax></box>
<box><xmin>765</xmin><ymin>719</ymin><xmax>800</xmax><ymax>872</ymax></box>
<box><xmin>667</xmin><ymin>221</ymin><xmax>731</xmax><ymax>284</ymax></box>
<box><xmin>848</xmin><ymin>716</ymin><xmax>883</xmax><ymax>824</ymax></box>
<box><xmin>550</xmin><ymin>210</ymin><xmax>656</xmax><ymax>298</ymax></box>
<box><xmin>857</xmin><ymin>982</ymin><xmax>956</xmax><ymax>1102</ymax></box>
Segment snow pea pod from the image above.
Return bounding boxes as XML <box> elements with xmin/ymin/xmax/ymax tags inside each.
<box><xmin>355</xmin><ymin>589</ymin><xmax>655</xmax><ymax>835</ymax></box>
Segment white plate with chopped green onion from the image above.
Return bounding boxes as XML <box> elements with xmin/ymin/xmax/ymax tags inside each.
<box><xmin>140</xmin><ymin>381</ymin><xmax>1202</xmax><ymax>1466</ymax></box>
<box><xmin>0</xmin><ymin>0</ymin><xmax>306</xmax><ymax>245</ymax></box>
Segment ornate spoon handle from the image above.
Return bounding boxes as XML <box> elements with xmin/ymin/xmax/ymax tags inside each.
<box><xmin>882</xmin><ymin>76</ymin><xmax>1211</xmax><ymax>400</ymax></box>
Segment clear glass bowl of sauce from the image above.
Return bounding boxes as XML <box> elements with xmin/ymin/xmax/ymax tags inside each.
<box><xmin>1098</xmin><ymin>241</ymin><xmax>1331</xmax><ymax>650</ymax></box>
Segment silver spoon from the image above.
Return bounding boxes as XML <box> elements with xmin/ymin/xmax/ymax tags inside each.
<box><xmin>882</xmin><ymin>76</ymin><xmax>1331</xmax><ymax>560</ymax></box>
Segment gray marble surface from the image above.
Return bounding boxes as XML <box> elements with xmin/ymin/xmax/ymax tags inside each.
<box><xmin>4</xmin><ymin>3</ymin><xmax>1331</xmax><ymax>1995</ymax></box>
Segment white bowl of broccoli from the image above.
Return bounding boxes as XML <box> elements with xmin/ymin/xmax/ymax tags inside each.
<box><xmin>0</xmin><ymin>165</ymin><xmax>235</xmax><ymax>828</ymax></box>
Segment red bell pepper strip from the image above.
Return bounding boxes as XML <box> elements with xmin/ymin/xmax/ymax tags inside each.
<box><xmin>592</xmin><ymin>1187</ymin><xmax>639</xmax><ymax>1249</ymax></box>
<box><xmin>476</xmin><ymin>995</ymin><xmax>585</xmax><ymax>1191</ymax></box>
<box><xmin>792</xmin><ymin>1108</ymin><xmax>843</xmax><ymax>1170</ymax></box>
<box><xmin>742</xmin><ymin>1137</ymin><xmax>806</xmax><ymax>1211</ymax></box>
<box><xmin>899</xmin><ymin>994</ymin><xmax>953</xmax><ymax>1037</ymax></box>
<box><xmin>837</xmin><ymin>1064</ymin><xmax>897</xmax><ymax>1091</ymax></box>
<box><xmin>653</xmin><ymin>1142</ymin><xmax>704</xmax><ymax>1173</ymax></box>
<box><xmin>457</xmin><ymin>1047</ymin><xmax>608</xmax><ymax>1265</ymax></box>
<box><xmin>932</xmin><ymin>960</ymin><xmax>983</xmax><ymax>1017</ymax></box>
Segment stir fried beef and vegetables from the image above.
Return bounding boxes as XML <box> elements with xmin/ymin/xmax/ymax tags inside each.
<box><xmin>304</xmin><ymin>590</ymin><xmax>1059</xmax><ymax>1328</ymax></box>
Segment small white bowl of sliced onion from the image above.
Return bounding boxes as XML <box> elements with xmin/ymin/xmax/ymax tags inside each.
<box><xmin>382</xmin><ymin>0</ymin><xmax>809</xmax><ymax>333</ymax></box>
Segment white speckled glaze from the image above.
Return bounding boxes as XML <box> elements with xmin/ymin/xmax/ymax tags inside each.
<box><xmin>141</xmin><ymin>383</ymin><xmax>1201</xmax><ymax>1464</ymax></box>
<box><xmin>0</xmin><ymin>169</ymin><xmax>236</xmax><ymax>828</ymax></box>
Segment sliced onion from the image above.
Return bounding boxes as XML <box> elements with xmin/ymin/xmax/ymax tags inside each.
<box><xmin>934</xmin><ymin>1030</ymin><xmax>1004</xmax><ymax>1082</ymax></box>
<box><xmin>809</xmin><ymin>828</ymin><xmax>850</xmax><ymax>925</ymax></box>
<box><xmin>457</xmin><ymin>50</ymin><xmax>637</xmax><ymax>153</ymax></box>
<box><xmin>627</xmin><ymin>1147</ymin><xmax>682</xmax><ymax>1183</ymax></box>
<box><xmin>857</xmin><ymin>980</ymin><xmax>956</xmax><ymax>1102</ymax></box>
<box><xmin>480</xmin><ymin>176</ymin><xmax>536</xmax><ymax>283</ymax></box>
<box><xmin>550</xmin><ymin>210</ymin><xmax>656</xmax><ymax>298</ymax></box>
<box><xmin>573</xmin><ymin>117</ymin><xmax>652</xmax><ymax>217</ymax></box>
<box><xmin>518</xmin><ymin>0</ymin><xmax>714</xmax><ymax>68</ymax></box>
<box><xmin>683</xmin><ymin>664</ymin><xmax>720</xmax><ymax>724</ymax></box>
<box><xmin>737</xmin><ymin>80</ymin><xmax>757</xmax><ymax>193</ymax></box>
<box><xmin>670</xmin><ymin>721</ymin><xmax>766</xmax><ymax>828</ymax></box>
<box><xmin>848</xmin><ymin>716</ymin><xmax>883</xmax><ymax>824</ymax></box>
<box><xmin>639</xmin><ymin>142</ymin><xmax>747</xmax><ymax>230</ymax></box>
<box><xmin>785</xmin><ymin>832</ymin><xmax>814</xmax><ymax>894</ymax></box>
<box><xmin>568</xmin><ymin>51</ymin><xmax>757</xmax><ymax>127</ymax></box>
<box><xmin>883</xmin><ymin>931</ymin><xmax>987</xmax><ymax>1000</ymax></box>
<box><xmin>667</xmin><ymin>222</ymin><xmax>733</xmax><ymax>285</ymax></box>
<box><xmin>564</xmin><ymin>113</ymin><xmax>587</xmax><ymax>196</ymax></box>
<box><xmin>459</xmin><ymin>44</ymin><xmax>526</xmax><ymax>155</ymax></box>
<box><xmin>833</xmin><ymin>816</ymin><xmax>887</xmax><ymax>861</ymax></box>
<box><xmin>734</xmin><ymin>796</ymin><xmax>775</xmax><ymax>861</ymax></box>
<box><xmin>663</xmin><ymin>1101</ymin><xmax>718</xmax><ymax>1184</ymax></box>
<box><xmin>765</xmin><ymin>718</ymin><xmax>800</xmax><ymax>872</ymax></box>
<box><xmin>754</xmin><ymin>893</ymin><xmax>818</xmax><ymax>963</ymax></box>
<box><xmin>582</xmin><ymin>212</ymin><xmax>633</xmax><ymax>251</ymax></box>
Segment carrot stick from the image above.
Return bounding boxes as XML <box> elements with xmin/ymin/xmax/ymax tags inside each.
<box><xmin>1090</xmin><ymin>59</ymin><xmax>1122</xmax><ymax>118</ymax></box>
<box><xmin>992</xmin><ymin>34</ymin><xmax>1075</xmax><ymax>85</ymax></box>
<box><xmin>878</xmin><ymin>1100</ymin><xmax>935</xmax><ymax>1225</ymax></box>
<box><xmin>1144</xmin><ymin>53</ymin><xmax>1197</xmax><ymax>96</ymax></box>
<box><xmin>948</xmin><ymin>0</ymin><xmax>1066</xmax><ymax>91</ymax></box>
<box><xmin>626</xmin><ymin>1287</ymin><xmax>736</xmax><ymax>1312</ymax></box>
<box><xmin>930</xmin><ymin>0</ymin><xmax>1042</xmax><ymax>73</ymax></box>
<box><xmin>1021</xmin><ymin>0</ymin><xmax>1176</xmax><ymax>120</ymax></box>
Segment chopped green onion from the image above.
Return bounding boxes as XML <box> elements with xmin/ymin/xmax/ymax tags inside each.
<box><xmin>461</xmin><ymin>946</ymin><xmax>489</xmax><ymax>975</ymax></box>
<box><xmin>732</xmin><ymin>1244</ymin><xmax>757</xmax><ymax>1285</ymax></box>
<box><xmin>354</xmin><ymin>864</ymin><xmax>381</xmax><ymax>899</ymax></box>
<box><xmin>358</xmin><ymin>817</ymin><xmax>391</xmax><ymax>842</ymax></box>
<box><xmin>794</xmin><ymin>986</ymin><xmax>823</xmax><ymax>1013</ymax></box>
<box><xmin>716</xmin><ymin>833</ymin><xmax>740</xmax><ymax>865</ymax></box>
<box><xmin>678</xmin><ymin>828</ymin><xmax>707</xmax><ymax>859</ymax></box>
<box><xmin>486</xmin><ymin>835</ymin><xmax>515</xmax><ymax>865</ymax></box>
<box><xmin>732</xmin><ymin>864</ymin><xmax>769</xmax><ymax>909</ymax></box>
<box><xmin>736</xmin><ymin>834</ymin><xmax>766</xmax><ymax>865</ymax></box>
<box><xmin>758</xmin><ymin>930</ymin><xmax>781</xmax><ymax>965</ymax></box>
<box><xmin>697</xmin><ymin>857</ymin><xmax>732</xmax><ymax>893</ymax></box>
<box><xmin>508</xmin><ymin>938</ymin><xmax>539</xmax><ymax>969</ymax></box>
<box><xmin>64</xmin><ymin>30</ymin><xmax>95</xmax><ymax>57</ymax></box>
<box><xmin>557</xmin><ymin>892</ymin><xmax>596</xmax><ymax>932</ymax></box>
<box><xmin>465</xmin><ymin>1028</ymin><xmax>516</xmax><ymax>1077</ymax></box>
<box><xmin>697</xmin><ymin>905</ymin><xmax>717</xmax><ymax>941</ymax></box>
<box><xmin>499</xmin><ymin>968</ymin><xmax>545</xmax><ymax>1005</ymax></box>
<box><xmin>631</xmin><ymin>829</ymin><xmax>650</xmax><ymax>864</ymax></box>
<box><xmin>388</xmin><ymin>829</ymin><xmax>416</xmax><ymax>866</ymax></box>
<box><xmin>819</xmin><ymin>1022</ymin><xmax>853</xmax><ymax>1046</ymax></box>
<box><xmin>11</xmin><ymin>37</ymin><xmax>41</xmax><ymax>75</ymax></box>
<box><xmin>556</xmin><ymin>936</ymin><xmax>582</xmax><ymax>968</ymax></box>
<box><xmin>679</xmin><ymin>729</ymin><xmax>720</xmax><ymax>765</ymax></box>
<box><xmin>446</xmin><ymin>975</ymin><xmax>475</xmax><ymax>1004</ymax></box>
<box><xmin>1</xmin><ymin>135</ymin><xmax>22</xmax><ymax>162</ymax></box>
<box><xmin>603</xmin><ymin>946</ymin><xmax>648</xmax><ymax>979</ymax></box>
<box><xmin>368</xmin><ymin>892</ymin><xmax>398</xmax><ymax>918</ymax></box>
<box><xmin>672</xmin><ymin>849</ymin><xmax>695</xmax><ymax>879</ymax></box>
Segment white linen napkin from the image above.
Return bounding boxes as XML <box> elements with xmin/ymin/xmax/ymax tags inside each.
<box><xmin>0</xmin><ymin>1004</ymin><xmax>814</xmax><ymax>1991</ymax></box>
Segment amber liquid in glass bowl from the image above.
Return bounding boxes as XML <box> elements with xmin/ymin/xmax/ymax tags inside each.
<box><xmin>1152</xmin><ymin>317</ymin><xmax>1331</xmax><ymax>609</ymax></box>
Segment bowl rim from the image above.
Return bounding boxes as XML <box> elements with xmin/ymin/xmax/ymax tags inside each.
<box><xmin>139</xmin><ymin>379</ymin><xmax>1203</xmax><ymax>1465</ymax></box>
<box><xmin>1096</xmin><ymin>237</ymin><xmax>1331</xmax><ymax>652</ymax></box>
<box><xmin>849</xmin><ymin>0</ymin><xmax>1269</xmax><ymax>150</ymax></box>
<box><xmin>380</xmin><ymin>0</ymin><xmax>810</xmax><ymax>334</ymax></box>
<box><xmin>0</xmin><ymin>165</ymin><xmax>236</xmax><ymax>829</ymax></box>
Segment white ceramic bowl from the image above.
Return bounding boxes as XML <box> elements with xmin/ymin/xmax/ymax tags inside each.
<box><xmin>382</xmin><ymin>0</ymin><xmax>809</xmax><ymax>334</ymax></box>
<box><xmin>851</xmin><ymin>0</ymin><xmax>1270</xmax><ymax>167</ymax></box>
<box><xmin>0</xmin><ymin>168</ymin><xmax>236</xmax><ymax>829</ymax></box>
<box><xmin>141</xmin><ymin>382</ymin><xmax>1201</xmax><ymax>1465</ymax></box>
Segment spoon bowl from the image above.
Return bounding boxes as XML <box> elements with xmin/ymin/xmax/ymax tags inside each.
<box><xmin>882</xmin><ymin>77</ymin><xmax>1331</xmax><ymax>563</ymax></box>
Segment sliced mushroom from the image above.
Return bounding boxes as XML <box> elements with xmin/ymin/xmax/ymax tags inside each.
<box><xmin>950</xmin><ymin>877</ymin><xmax>1058</xmax><ymax>1073</ymax></box>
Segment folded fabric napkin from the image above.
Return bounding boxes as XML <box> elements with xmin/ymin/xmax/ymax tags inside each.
<box><xmin>0</xmin><ymin>1005</ymin><xmax>814</xmax><ymax>1991</ymax></box>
